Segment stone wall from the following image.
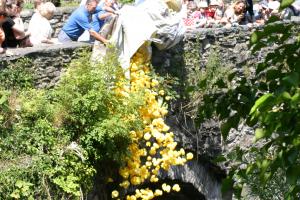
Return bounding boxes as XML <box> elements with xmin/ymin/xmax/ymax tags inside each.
<box><xmin>153</xmin><ymin>21</ymin><xmax>298</xmax><ymax>159</ymax></box>
<box><xmin>0</xmin><ymin>42</ymin><xmax>92</xmax><ymax>88</ymax></box>
<box><xmin>20</xmin><ymin>7</ymin><xmax>76</xmax><ymax>37</ymax></box>
<box><xmin>0</xmin><ymin>24</ymin><xmax>290</xmax><ymax>150</ymax></box>
<box><xmin>152</xmin><ymin>22</ymin><xmax>298</xmax><ymax>199</ymax></box>
<box><xmin>152</xmin><ymin>25</ymin><xmax>258</xmax><ymax>161</ymax></box>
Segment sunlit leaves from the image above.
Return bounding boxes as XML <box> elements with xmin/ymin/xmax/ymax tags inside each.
<box><xmin>193</xmin><ymin>10</ymin><xmax>300</xmax><ymax>199</ymax></box>
<box><xmin>280</xmin><ymin>0</ymin><xmax>295</xmax><ymax>10</ymax></box>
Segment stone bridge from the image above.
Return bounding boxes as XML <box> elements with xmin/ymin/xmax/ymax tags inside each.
<box><xmin>1</xmin><ymin>21</ymin><xmax>299</xmax><ymax>199</ymax></box>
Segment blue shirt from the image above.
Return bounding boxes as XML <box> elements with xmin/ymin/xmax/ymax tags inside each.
<box><xmin>91</xmin><ymin>11</ymin><xmax>106</xmax><ymax>33</ymax></box>
<box><xmin>62</xmin><ymin>5</ymin><xmax>102</xmax><ymax>40</ymax></box>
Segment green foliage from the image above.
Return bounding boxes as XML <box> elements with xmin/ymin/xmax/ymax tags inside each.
<box><xmin>23</xmin><ymin>3</ymin><xmax>34</xmax><ymax>9</ymax></box>
<box><xmin>0</xmin><ymin>58</ymin><xmax>34</xmax><ymax>90</ymax></box>
<box><xmin>190</xmin><ymin>1</ymin><xmax>300</xmax><ymax>199</ymax></box>
<box><xmin>0</xmin><ymin>50</ymin><xmax>150</xmax><ymax>198</ymax></box>
<box><xmin>186</xmin><ymin>50</ymin><xmax>232</xmax><ymax>117</ymax></box>
<box><xmin>10</xmin><ymin>180</ymin><xmax>34</xmax><ymax>199</ymax></box>
<box><xmin>23</xmin><ymin>0</ymin><xmax>81</xmax><ymax>9</ymax></box>
<box><xmin>118</xmin><ymin>0</ymin><xmax>134</xmax><ymax>4</ymax></box>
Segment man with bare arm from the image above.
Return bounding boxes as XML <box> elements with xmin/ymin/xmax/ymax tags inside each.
<box><xmin>58</xmin><ymin>0</ymin><xmax>108</xmax><ymax>44</ymax></box>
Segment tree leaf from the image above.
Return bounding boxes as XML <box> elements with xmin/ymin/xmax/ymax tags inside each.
<box><xmin>221</xmin><ymin>114</ymin><xmax>240</xmax><ymax>141</ymax></box>
<box><xmin>266</xmin><ymin>69</ymin><xmax>281</xmax><ymax>81</ymax></box>
<box><xmin>281</xmin><ymin>91</ymin><xmax>292</xmax><ymax>100</ymax></box>
<box><xmin>228</xmin><ymin>71</ymin><xmax>237</xmax><ymax>81</ymax></box>
<box><xmin>291</xmin><ymin>92</ymin><xmax>300</xmax><ymax>103</ymax></box>
<box><xmin>0</xmin><ymin>94</ymin><xmax>7</xmax><ymax>105</ymax></box>
<box><xmin>280</xmin><ymin>0</ymin><xmax>295</xmax><ymax>9</ymax></box>
<box><xmin>266</xmin><ymin>15</ymin><xmax>280</xmax><ymax>24</ymax></box>
<box><xmin>250</xmin><ymin>31</ymin><xmax>260</xmax><ymax>46</ymax></box>
<box><xmin>250</xmin><ymin>93</ymin><xmax>274</xmax><ymax>115</ymax></box>
<box><xmin>221</xmin><ymin>177</ymin><xmax>233</xmax><ymax>195</ymax></box>
<box><xmin>213</xmin><ymin>155</ymin><xmax>227</xmax><ymax>163</ymax></box>
<box><xmin>282</xmin><ymin>72</ymin><xmax>299</xmax><ymax>87</ymax></box>
<box><xmin>286</xmin><ymin>165</ymin><xmax>300</xmax><ymax>185</ymax></box>
<box><xmin>221</xmin><ymin>121</ymin><xmax>231</xmax><ymax>141</ymax></box>
<box><xmin>255</xmin><ymin>128</ymin><xmax>267</xmax><ymax>141</ymax></box>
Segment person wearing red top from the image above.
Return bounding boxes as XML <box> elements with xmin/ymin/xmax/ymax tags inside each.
<box><xmin>205</xmin><ymin>0</ymin><xmax>218</xmax><ymax>18</ymax></box>
<box><xmin>206</xmin><ymin>0</ymin><xmax>221</xmax><ymax>26</ymax></box>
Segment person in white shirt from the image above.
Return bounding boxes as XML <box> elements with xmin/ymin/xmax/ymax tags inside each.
<box><xmin>28</xmin><ymin>2</ymin><xmax>56</xmax><ymax>45</ymax></box>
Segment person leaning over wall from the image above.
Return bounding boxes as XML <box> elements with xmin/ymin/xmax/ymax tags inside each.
<box><xmin>12</xmin><ymin>0</ymin><xmax>25</xmax><ymax>31</ymax></box>
<box><xmin>27</xmin><ymin>2</ymin><xmax>56</xmax><ymax>45</ymax></box>
<box><xmin>12</xmin><ymin>0</ymin><xmax>32</xmax><ymax>46</ymax></box>
<box><xmin>1</xmin><ymin>0</ymin><xmax>31</xmax><ymax>48</ymax></box>
<box><xmin>58</xmin><ymin>0</ymin><xmax>108</xmax><ymax>44</ymax></box>
<box><xmin>91</xmin><ymin>0</ymin><xmax>118</xmax><ymax>39</ymax></box>
<box><xmin>221</xmin><ymin>0</ymin><xmax>250</xmax><ymax>26</ymax></box>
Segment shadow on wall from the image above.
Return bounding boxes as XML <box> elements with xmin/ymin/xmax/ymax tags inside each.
<box><xmin>151</xmin><ymin>42</ymin><xmax>187</xmax><ymax>96</ymax></box>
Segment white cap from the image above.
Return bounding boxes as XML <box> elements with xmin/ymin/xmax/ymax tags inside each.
<box><xmin>268</xmin><ymin>1</ymin><xmax>280</xmax><ymax>10</ymax></box>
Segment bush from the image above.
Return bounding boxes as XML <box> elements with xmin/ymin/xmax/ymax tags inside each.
<box><xmin>0</xmin><ymin>50</ymin><xmax>146</xmax><ymax>198</ymax></box>
<box><xmin>0</xmin><ymin>58</ymin><xmax>34</xmax><ymax>90</ymax></box>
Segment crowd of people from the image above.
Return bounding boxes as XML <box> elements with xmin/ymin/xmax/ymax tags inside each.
<box><xmin>0</xmin><ymin>0</ymin><xmax>299</xmax><ymax>54</ymax></box>
<box><xmin>182</xmin><ymin>0</ymin><xmax>300</xmax><ymax>28</ymax></box>
<box><xmin>0</xmin><ymin>0</ymin><xmax>119</xmax><ymax>54</ymax></box>
<box><xmin>0</xmin><ymin>0</ymin><xmax>58</xmax><ymax>53</ymax></box>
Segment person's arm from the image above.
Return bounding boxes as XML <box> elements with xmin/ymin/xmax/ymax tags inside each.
<box><xmin>12</xmin><ymin>25</ymin><xmax>26</xmax><ymax>39</ymax></box>
<box><xmin>102</xmin><ymin>6</ymin><xmax>116</xmax><ymax>14</ymax></box>
<box><xmin>0</xmin><ymin>28</ymin><xmax>5</xmax><ymax>43</ymax></box>
<box><xmin>89</xmin><ymin>29</ymin><xmax>108</xmax><ymax>43</ymax></box>
<box><xmin>76</xmin><ymin>13</ymin><xmax>108</xmax><ymax>43</ymax></box>
<box><xmin>99</xmin><ymin>12</ymin><xmax>114</xmax><ymax>20</ymax></box>
<box><xmin>95</xmin><ymin>5</ymin><xmax>103</xmax><ymax>13</ymax></box>
<box><xmin>40</xmin><ymin>23</ymin><xmax>54</xmax><ymax>44</ymax></box>
<box><xmin>41</xmin><ymin>38</ymin><xmax>54</xmax><ymax>44</ymax></box>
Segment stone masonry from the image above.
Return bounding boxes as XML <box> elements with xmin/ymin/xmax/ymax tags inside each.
<box><xmin>0</xmin><ymin>42</ymin><xmax>92</xmax><ymax>88</ymax></box>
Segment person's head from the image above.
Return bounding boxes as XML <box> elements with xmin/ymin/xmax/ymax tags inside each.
<box><xmin>85</xmin><ymin>0</ymin><xmax>99</xmax><ymax>13</ymax></box>
<box><xmin>233</xmin><ymin>0</ymin><xmax>246</xmax><ymax>14</ymax></box>
<box><xmin>34</xmin><ymin>0</ymin><xmax>43</xmax><ymax>10</ymax></box>
<box><xmin>209</xmin><ymin>0</ymin><xmax>219</xmax><ymax>12</ymax></box>
<box><xmin>187</xmin><ymin>1</ymin><xmax>197</xmax><ymax>12</ymax></box>
<box><xmin>198</xmin><ymin>1</ymin><xmax>208</xmax><ymax>12</ymax></box>
<box><xmin>39</xmin><ymin>2</ymin><xmax>56</xmax><ymax>20</ymax></box>
<box><xmin>260</xmin><ymin>1</ymin><xmax>269</xmax><ymax>14</ymax></box>
<box><xmin>5</xmin><ymin>0</ymin><xmax>18</xmax><ymax>17</ymax></box>
<box><xmin>16</xmin><ymin>0</ymin><xmax>24</xmax><ymax>14</ymax></box>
